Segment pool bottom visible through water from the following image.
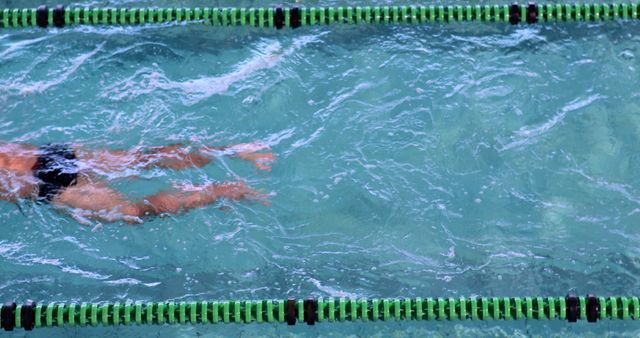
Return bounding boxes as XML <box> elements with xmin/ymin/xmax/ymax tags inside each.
<box><xmin>0</xmin><ymin>2</ymin><xmax>640</xmax><ymax>336</ymax></box>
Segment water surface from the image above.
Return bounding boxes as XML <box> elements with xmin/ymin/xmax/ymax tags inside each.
<box><xmin>1</xmin><ymin>0</ymin><xmax>640</xmax><ymax>336</ymax></box>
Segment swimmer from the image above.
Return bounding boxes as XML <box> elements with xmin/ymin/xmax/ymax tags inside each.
<box><xmin>0</xmin><ymin>142</ymin><xmax>275</xmax><ymax>224</ymax></box>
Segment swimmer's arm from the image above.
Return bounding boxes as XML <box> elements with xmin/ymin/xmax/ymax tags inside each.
<box><xmin>0</xmin><ymin>173</ymin><xmax>37</xmax><ymax>203</ymax></box>
<box><xmin>0</xmin><ymin>182</ymin><xmax>18</xmax><ymax>203</ymax></box>
<box><xmin>56</xmin><ymin>204</ymin><xmax>144</xmax><ymax>226</ymax></box>
<box><xmin>0</xmin><ymin>192</ymin><xmax>18</xmax><ymax>203</ymax></box>
<box><xmin>201</xmin><ymin>142</ymin><xmax>275</xmax><ymax>171</ymax></box>
<box><xmin>201</xmin><ymin>142</ymin><xmax>269</xmax><ymax>155</ymax></box>
<box><xmin>54</xmin><ymin>181</ymin><xmax>268</xmax><ymax>225</ymax></box>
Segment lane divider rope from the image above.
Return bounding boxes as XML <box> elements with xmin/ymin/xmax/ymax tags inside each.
<box><xmin>0</xmin><ymin>3</ymin><xmax>639</xmax><ymax>29</ymax></box>
<box><xmin>1</xmin><ymin>294</ymin><xmax>638</xmax><ymax>330</ymax></box>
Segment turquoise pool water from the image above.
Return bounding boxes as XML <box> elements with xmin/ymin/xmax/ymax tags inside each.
<box><xmin>1</xmin><ymin>0</ymin><xmax>640</xmax><ymax>336</ymax></box>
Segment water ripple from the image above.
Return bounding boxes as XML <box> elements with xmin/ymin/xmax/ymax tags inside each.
<box><xmin>498</xmin><ymin>94</ymin><xmax>606</xmax><ymax>151</ymax></box>
<box><xmin>1</xmin><ymin>42</ymin><xmax>104</xmax><ymax>96</ymax></box>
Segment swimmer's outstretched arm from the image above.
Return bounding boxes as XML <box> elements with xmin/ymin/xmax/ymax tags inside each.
<box><xmin>54</xmin><ymin>179</ymin><xmax>268</xmax><ymax>224</ymax></box>
<box><xmin>136</xmin><ymin>181</ymin><xmax>269</xmax><ymax>216</ymax></box>
<box><xmin>75</xmin><ymin>141</ymin><xmax>275</xmax><ymax>173</ymax></box>
<box><xmin>201</xmin><ymin>142</ymin><xmax>275</xmax><ymax>171</ymax></box>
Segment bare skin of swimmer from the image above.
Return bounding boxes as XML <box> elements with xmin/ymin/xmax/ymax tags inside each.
<box><xmin>0</xmin><ymin>142</ymin><xmax>274</xmax><ymax>224</ymax></box>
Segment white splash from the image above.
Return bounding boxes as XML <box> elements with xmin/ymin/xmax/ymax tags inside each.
<box><xmin>499</xmin><ymin>94</ymin><xmax>605</xmax><ymax>151</ymax></box>
<box><xmin>103</xmin><ymin>33</ymin><xmax>328</xmax><ymax>106</ymax></box>
<box><xmin>0</xmin><ymin>35</ymin><xmax>49</xmax><ymax>59</ymax></box>
<box><xmin>4</xmin><ymin>42</ymin><xmax>104</xmax><ymax>95</ymax></box>
<box><xmin>307</xmin><ymin>277</ymin><xmax>359</xmax><ymax>299</ymax></box>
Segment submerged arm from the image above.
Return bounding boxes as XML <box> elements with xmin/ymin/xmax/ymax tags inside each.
<box><xmin>0</xmin><ymin>170</ymin><xmax>37</xmax><ymax>203</ymax></box>
<box><xmin>201</xmin><ymin>142</ymin><xmax>275</xmax><ymax>171</ymax></box>
<box><xmin>54</xmin><ymin>180</ymin><xmax>268</xmax><ymax>225</ymax></box>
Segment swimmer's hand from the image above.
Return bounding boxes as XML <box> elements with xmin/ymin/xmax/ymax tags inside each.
<box><xmin>230</xmin><ymin>142</ymin><xmax>275</xmax><ymax>171</ymax></box>
<box><xmin>234</xmin><ymin>152</ymin><xmax>275</xmax><ymax>171</ymax></box>
<box><xmin>203</xmin><ymin>141</ymin><xmax>276</xmax><ymax>171</ymax></box>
